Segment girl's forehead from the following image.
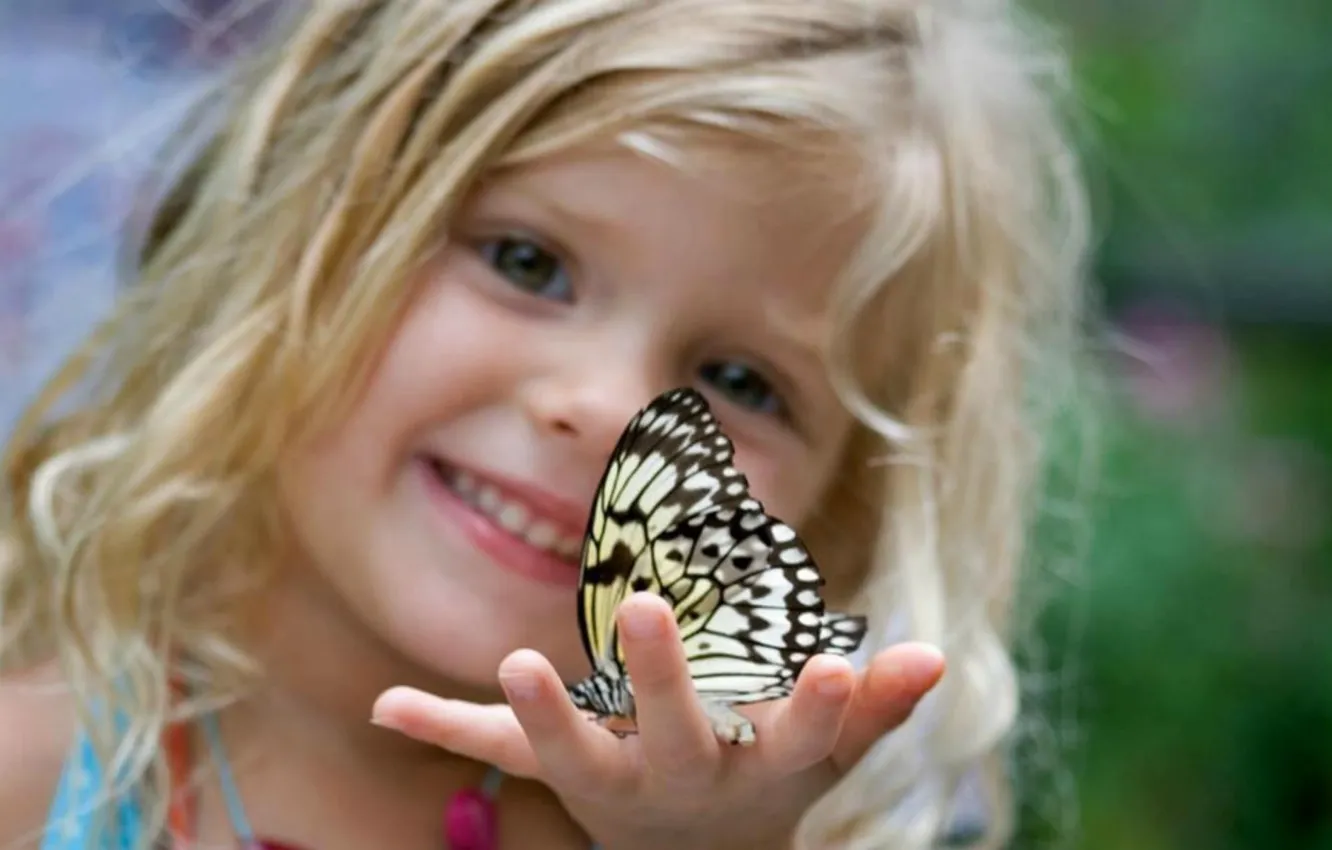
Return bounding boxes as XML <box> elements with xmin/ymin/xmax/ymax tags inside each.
<box><xmin>486</xmin><ymin>135</ymin><xmax>867</xmax><ymax>212</ymax></box>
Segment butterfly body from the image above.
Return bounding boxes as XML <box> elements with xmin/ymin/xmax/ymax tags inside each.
<box><xmin>567</xmin><ymin>388</ymin><xmax>868</xmax><ymax>745</ymax></box>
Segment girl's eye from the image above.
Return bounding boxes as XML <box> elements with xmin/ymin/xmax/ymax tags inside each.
<box><xmin>477</xmin><ymin>236</ymin><xmax>573</xmax><ymax>302</ymax></box>
<box><xmin>699</xmin><ymin>361</ymin><xmax>785</xmax><ymax>418</ymax></box>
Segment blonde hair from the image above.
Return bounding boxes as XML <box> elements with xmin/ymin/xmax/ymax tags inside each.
<box><xmin>1</xmin><ymin>1</ymin><xmax>1090</xmax><ymax>848</ymax></box>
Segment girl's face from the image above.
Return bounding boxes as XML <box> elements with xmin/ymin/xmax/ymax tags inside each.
<box><xmin>278</xmin><ymin>144</ymin><xmax>867</xmax><ymax>690</ymax></box>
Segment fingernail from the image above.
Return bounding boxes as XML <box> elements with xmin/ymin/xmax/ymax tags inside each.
<box><xmin>622</xmin><ymin>605</ymin><xmax>665</xmax><ymax>639</ymax></box>
<box><xmin>369</xmin><ymin>713</ymin><xmax>403</xmax><ymax>732</ymax></box>
<box><xmin>817</xmin><ymin>674</ymin><xmax>852</xmax><ymax>698</ymax></box>
<box><xmin>369</xmin><ymin>688</ymin><xmax>409</xmax><ymax>730</ymax></box>
<box><xmin>500</xmin><ymin>672</ymin><xmax>540</xmax><ymax>702</ymax></box>
<box><xmin>899</xmin><ymin>645</ymin><xmax>946</xmax><ymax>689</ymax></box>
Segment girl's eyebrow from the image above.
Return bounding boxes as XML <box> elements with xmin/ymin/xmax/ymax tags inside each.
<box><xmin>773</xmin><ymin>334</ymin><xmax>831</xmax><ymax>392</ymax></box>
<box><xmin>759</xmin><ymin>307</ymin><xmax>831</xmax><ymax>373</ymax></box>
<box><xmin>470</xmin><ymin>183</ymin><xmax>625</xmax><ymax>237</ymax></box>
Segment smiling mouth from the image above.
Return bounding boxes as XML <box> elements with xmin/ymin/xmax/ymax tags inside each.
<box><xmin>423</xmin><ymin>458</ymin><xmax>584</xmax><ymax>564</ymax></box>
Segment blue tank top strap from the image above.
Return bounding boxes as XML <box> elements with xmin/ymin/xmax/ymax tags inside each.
<box><xmin>44</xmin><ymin>710</ymin><xmax>603</xmax><ymax>850</ymax></box>
<box><xmin>41</xmin><ymin>726</ymin><xmax>144</xmax><ymax>850</ymax></box>
<box><xmin>199</xmin><ymin>711</ymin><xmax>604</xmax><ymax>849</ymax></box>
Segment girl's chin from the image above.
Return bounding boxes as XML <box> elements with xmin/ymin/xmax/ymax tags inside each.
<box><xmin>373</xmin><ymin>591</ymin><xmax>585</xmax><ymax>688</ymax></box>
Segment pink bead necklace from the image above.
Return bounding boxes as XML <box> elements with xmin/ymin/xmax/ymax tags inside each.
<box><xmin>198</xmin><ymin>711</ymin><xmax>501</xmax><ymax>850</ymax></box>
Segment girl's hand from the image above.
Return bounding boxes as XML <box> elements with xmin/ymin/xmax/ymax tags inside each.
<box><xmin>371</xmin><ymin>592</ymin><xmax>945</xmax><ymax>850</ymax></box>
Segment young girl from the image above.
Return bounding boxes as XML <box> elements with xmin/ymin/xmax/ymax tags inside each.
<box><xmin>0</xmin><ymin>1</ymin><xmax>1090</xmax><ymax>848</ymax></box>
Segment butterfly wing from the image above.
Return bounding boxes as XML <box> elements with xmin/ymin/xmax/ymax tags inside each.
<box><xmin>665</xmin><ymin>506</ymin><xmax>868</xmax><ymax>705</ymax></box>
<box><xmin>577</xmin><ymin>388</ymin><xmax>758</xmax><ymax>673</ymax></box>
<box><xmin>817</xmin><ymin>612</ymin><xmax>871</xmax><ymax>656</ymax></box>
<box><xmin>574</xmin><ymin>387</ymin><xmax>868</xmax><ymax>737</ymax></box>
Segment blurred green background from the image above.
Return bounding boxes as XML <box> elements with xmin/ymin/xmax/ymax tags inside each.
<box><xmin>1</xmin><ymin>1</ymin><xmax>1328</xmax><ymax>849</ymax></box>
<box><xmin>1013</xmin><ymin>1</ymin><xmax>1332</xmax><ymax>848</ymax></box>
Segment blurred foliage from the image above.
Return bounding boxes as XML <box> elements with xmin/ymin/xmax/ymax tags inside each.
<box><xmin>1009</xmin><ymin>1</ymin><xmax>1332</xmax><ymax>848</ymax></box>
<box><xmin>1015</xmin><ymin>331</ymin><xmax>1332</xmax><ymax>850</ymax></box>
<box><xmin>1035</xmin><ymin>0</ymin><xmax>1332</xmax><ymax>317</ymax></box>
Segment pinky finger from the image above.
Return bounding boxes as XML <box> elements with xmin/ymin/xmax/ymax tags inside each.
<box><xmin>759</xmin><ymin>654</ymin><xmax>855</xmax><ymax>774</ymax></box>
<box><xmin>371</xmin><ymin>686</ymin><xmax>542</xmax><ymax>779</ymax></box>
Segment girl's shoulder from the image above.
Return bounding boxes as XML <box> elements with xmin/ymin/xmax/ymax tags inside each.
<box><xmin>0</xmin><ymin>661</ymin><xmax>78</xmax><ymax>848</ymax></box>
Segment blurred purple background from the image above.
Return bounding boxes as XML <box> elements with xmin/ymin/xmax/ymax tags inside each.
<box><xmin>0</xmin><ymin>1</ymin><xmax>276</xmax><ymax>429</ymax></box>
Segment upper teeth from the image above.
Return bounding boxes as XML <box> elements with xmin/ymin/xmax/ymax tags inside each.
<box><xmin>446</xmin><ymin>467</ymin><xmax>584</xmax><ymax>561</ymax></box>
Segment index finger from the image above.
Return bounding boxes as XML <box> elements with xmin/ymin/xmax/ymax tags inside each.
<box><xmin>371</xmin><ymin>685</ymin><xmax>542</xmax><ymax>779</ymax></box>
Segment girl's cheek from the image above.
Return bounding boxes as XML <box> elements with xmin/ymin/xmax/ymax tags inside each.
<box><xmin>735</xmin><ymin>447</ymin><xmax>820</xmax><ymax>525</ymax></box>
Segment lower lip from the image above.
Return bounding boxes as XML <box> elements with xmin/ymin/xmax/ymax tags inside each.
<box><xmin>416</xmin><ymin>458</ymin><xmax>581</xmax><ymax>589</ymax></box>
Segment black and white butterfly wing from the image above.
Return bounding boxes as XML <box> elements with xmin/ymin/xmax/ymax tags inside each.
<box><xmin>576</xmin><ymin>388</ymin><xmax>757</xmax><ymax>675</ymax></box>
<box><xmin>570</xmin><ymin>387</ymin><xmax>869</xmax><ymax>744</ymax></box>
<box><xmin>669</xmin><ymin>507</ymin><xmax>866</xmax><ymax>707</ymax></box>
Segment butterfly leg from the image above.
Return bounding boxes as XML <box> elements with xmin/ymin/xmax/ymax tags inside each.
<box><xmin>701</xmin><ymin>700</ymin><xmax>756</xmax><ymax>746</ymax></box>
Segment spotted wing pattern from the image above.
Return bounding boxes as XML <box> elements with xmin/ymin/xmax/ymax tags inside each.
<box><xmin>570</xmin><ymin>387</ymin><xmax>869</xmax><ymax>734</ymax></box>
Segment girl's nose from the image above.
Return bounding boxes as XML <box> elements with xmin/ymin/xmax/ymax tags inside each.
<box><xmin>521</xmin><ymin>369</ymin><xmax>660</xmax><ymax>462</ymax></box>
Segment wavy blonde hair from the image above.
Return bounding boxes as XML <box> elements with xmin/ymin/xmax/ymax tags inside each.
<box><xmin>1</xmin><ymin>1</ymin><xmax>1089</xmax><ymax>848</ymax></box>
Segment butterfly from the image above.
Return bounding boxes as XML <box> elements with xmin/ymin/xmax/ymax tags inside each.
<box><xmin>566</xmin><ymin>387</ymin><xmax>868</xmax><ymax>746</ymax></box>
